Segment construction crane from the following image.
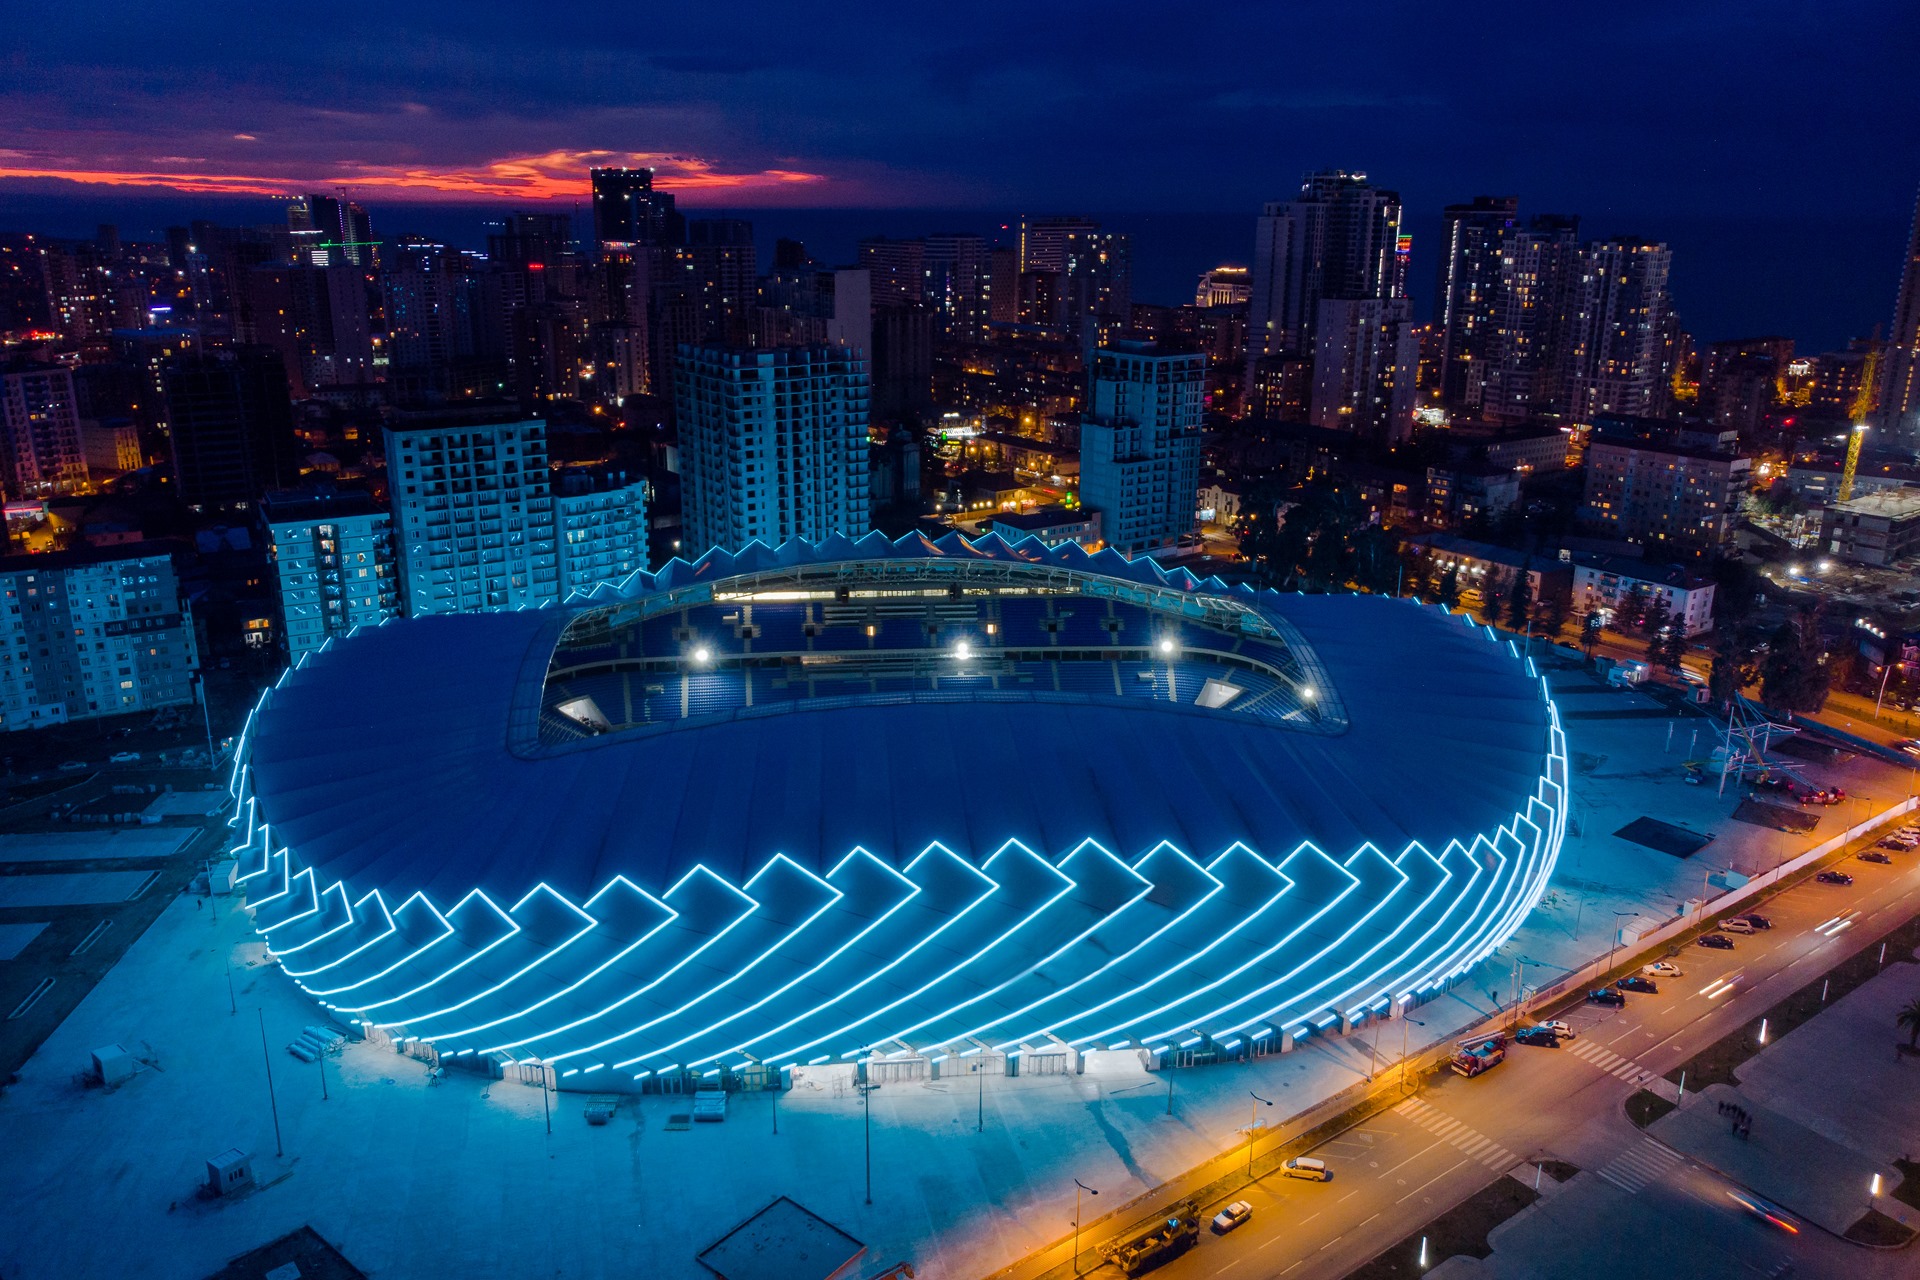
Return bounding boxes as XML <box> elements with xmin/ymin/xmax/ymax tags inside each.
<box><xmin>1836</xmin><ymin>347</ymin><xmax>1883</xmax><ymax>503</ymax></box>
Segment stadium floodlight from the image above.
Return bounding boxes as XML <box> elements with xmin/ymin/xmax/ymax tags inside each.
<box><xmin>1157</xmin><ymin>638</ymin><xmax>1176</xmax><ymax>655</ymax></box>
<box><xmin>954</xmin><ymin>641</ymin><xmax>972</xmax><ymax>661</ymax></box>
<box><xmin>1301</xmin><ymin>685</ymin><xmax>1316</xmax><ymax>699</ymax></box>
<box><xmin>692</xmin><ymin>646</ymin><xmax>712</xmax><ymax>664</ymax></box>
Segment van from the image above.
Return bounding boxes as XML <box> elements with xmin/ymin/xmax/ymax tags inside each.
<box><xmin>1719</xmin><ymin>917</ymin><xmax>1756</xmax><ymax>935</ymax></box>
<box><xmin>1283</xmin><ymin>1156</ymin><xmax>1332</xmax><ymax>1182</ymax></box>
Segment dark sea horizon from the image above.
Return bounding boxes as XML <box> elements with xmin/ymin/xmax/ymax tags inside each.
<box><xmin>0</xmin><ymin>189</ymin><xmax>1905</xmax><ymax>354</ymax></box>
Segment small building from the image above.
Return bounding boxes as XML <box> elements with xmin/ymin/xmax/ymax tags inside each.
<box><xmin>1402</xmin><ymin>533</ymin><xmax>1570</xmax><ymax>603</ymax></box>
<box><xmin>1426</xmin><ymin>463</ymin><xmax>1522</xmax><ymax>528</ymax></box>
<box><xmin>1569</xmin><ymin>553</ymin><xmax>1717</xmax><ymax>636</ymax></box>
<box><xmin>1821</xmin><ymin>489</ymin><xmax>1920</xmax><ymax>567</ymax></box>
<box><xmin>984</xmin><ymin>505</ymin><xmax>1102</xmax><ymax>549</ymax></box>
<box><xmin>0</xmin><ymin>543</ymin><xmax>200</xmax><ymax>731</ymax></box>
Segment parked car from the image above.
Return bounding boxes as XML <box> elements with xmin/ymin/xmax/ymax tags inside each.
<box><xmin>56</xmin><ymin>760</ymin><xmax>87</xmax><ymax>772</ymax></box>
<box><xmin>1737</xmin><ymin>914</ymin><xmax>1772</xmax><ymax>930</ymax></box>
<box><xmin>1283</xmin><ymin>1157</ymin><xmax>1333</xmax><ymax>1181</ymax></box>
<box><xmin>1211</xmin><ymin>1201</ymin><xmax>1253</xmax><ymax>1233</ymax></box>
<box><xmin>1798</xmin><ymin>787</ymin><xmax>1846</xmax><ymax>806</ymax></box>
<box><xmin>1644</xmin><ymin>961</ymin><xmax>1684</xmax><ymax>978</ymax></box>
<box><xmin>1539</xmin><ymin>1020</ymin><xmax>1575</xmax><ymax>1040</ymax></box>
<box><xmin>1753</xmin><ymin>772</ymin><xmax>1795</xmax><ymax>793</ymax></box>
<box><xmin>1861</xmin><ymin>851</ymin><xmax>1893</xmax><ymax>864</ymax></box>
<box><xmin>1698</xmin><ymin>934</ymin><xmax>1736</xmax><ymax>950</ymax></box>
<box><xmin>1719</xmin><ymin>917</ymin><xmax>1757</xmax><ymax>935</ymax></box>
<box><xmin>1587</xmin><ymin>988</ymin><xmax>1627</xmax><ymax>1007</ymax></box>
<box><xmin>108</xmin><ymin>751</ymin><xmax>140</xmax><ymax>764</ymax></box>
<box><xmin>1515</xmin><ymin>1026</ymin><xmax>1561</xmax><ymax>1047</ymax></box>
<box><xmin>1617</xmin><ymin>975</ymin><xmax>1659</xmax><ymax>994</ymax></box>
<box><xmin>1816</xmin><ymin>870</ymin><xmax>1854</xmax><ymax>885</ymax></box>
<box><xmin>1877</xmin><ymin>837</ymin><xmax>1916</xmax><ymax>851</ymax></box>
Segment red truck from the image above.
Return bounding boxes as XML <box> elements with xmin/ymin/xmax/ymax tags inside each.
<box><xmin>1450</xmin><ymin>1033</ymin><xmax>1506</xmax><ymax>1077</ymax></box>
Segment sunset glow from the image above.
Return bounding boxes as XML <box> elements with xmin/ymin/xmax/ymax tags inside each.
<box><xmin>0</xmin><ymin>149</ymin><xmax>827</xmax><ymax>203</ymax></box>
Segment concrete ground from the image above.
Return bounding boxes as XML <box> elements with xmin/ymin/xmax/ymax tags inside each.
<box><xmin>2</xmin><ymin>660</ymin><xmax>1915</xmax><ymax>1280</ymax></box>
<box><xmin>1653</xmin><ymin>1083</ymin><xmax>1894</xmax><ymax>1235</ymax></box>
<box><xmin>1731</xmin><ymin>955</ymin><xmax>1920</xmax><ymax>1165</ymax></box>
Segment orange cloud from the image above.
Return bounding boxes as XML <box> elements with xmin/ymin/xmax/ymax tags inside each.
<box><xmin>0</xmin><ymin>149</ymin><xmax>828</xmax><ymax>202</ymax></box>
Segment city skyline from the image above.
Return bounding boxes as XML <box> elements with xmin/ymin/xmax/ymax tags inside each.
<box><xmin>4</xmin><ymin>3</ymin><xmax>1915</xmax><ymax>222</ymax></box>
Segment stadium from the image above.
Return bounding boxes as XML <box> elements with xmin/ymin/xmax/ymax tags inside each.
<box><xmin>230</xmin><ymin>531</ymin><xmax>1565</xmax><ymax>1092</ymax></box>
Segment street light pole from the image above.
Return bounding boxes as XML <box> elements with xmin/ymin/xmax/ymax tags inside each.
<box><xmin>860</xmin><ymin>1046</ymin><xmax>873</xmax><ymax>1206</ymax></box>
<box><xmin>1400</xmin><ymin>1014</ymin><xmax>1426</xmax><ymax>1093</ymax></box>
<box><xmin>1248</xmin><ymin>1091</ymin><xmax>1273</xmax><ymax>1176</ymax></box>
<box><xmin>975</xmin><ymin>1060</ymin><xmax>984</xmax><ymax>1133</ymax></box>
<box><xmin>1072</xmin><ymin>1179</ymin><xmax>1099</xmax><ymax>1276</ymax></box>
<box><xmin>256</xmin><ymin>1008</ymin><xmax>283</xmax><ymax>1158</ymax></box>
<box><xmin>1606</xmin><ymin>911</ymin><xmax>1640</xmax><ymax>976</ymax></box>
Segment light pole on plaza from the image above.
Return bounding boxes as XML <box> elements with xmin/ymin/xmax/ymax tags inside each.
<box><xmin>1072</xmin><ymin>1178</ymin><xmax>1099</xmax><ymax>1276</ymax></box>
<box><xmin>1247</xmin><ymin>1091</ymin><xmax>1273</xmax><ymax>1176</ymax></box>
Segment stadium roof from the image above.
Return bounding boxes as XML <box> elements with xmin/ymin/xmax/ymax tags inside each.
<box><xmin>233</xmin><ymin>532</ymin><xmax>1564</xmax><ymax>1078</ymax></box>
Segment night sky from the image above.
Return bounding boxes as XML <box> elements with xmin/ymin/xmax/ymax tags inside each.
<box><xmin>5</xmin><ymin>1</ymin><xmax>1919</xmax><ymax>343</ymax></box>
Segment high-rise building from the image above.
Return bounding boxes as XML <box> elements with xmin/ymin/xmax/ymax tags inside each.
<box><xmin>260</xmin><ymin>491</ymin><xmax>402</xmax><ymax>664</ymax></box>
<box><xmin>288</xmin><ymin>194</ymin><xmax>374</xmax><ymax>268</ymax></box>
<box><xmin>1578</xmin><ymin>420</ymin><xmax>1749</xmax><ymax>551</ymax></box>
<box><xmin>162</xmin><ymin>347</ymin><xmax>297</xmax><ymax>510</ymax></box>
<box><xmin>755</xmin><ymin>265</ymin><xmax>873</xmax><ymax>359</ymax></box>
<box><xmin>1196</xmin><ymin>266</ymin><xmax>1252</xmax><ymax>308</ymax></box>
<box><xmin>590</xmin><ymin>167</ymin><xmax>657</xmax><ymax>252</ymax></box>
<box><xmin>1079</xmin><ymin>340</ymin><xmax>1205</xmax><ymax>554</ymax></box>
<box><xmin>241</xmin><ymin>263</ymin><xmax>375</xmax><ymax>395</ymax></box>
<box><xmin>871</xmin><ymin>306</ymin><xmax>933</xmax><ymax>421</ymax></box>
<box><xmin>384</xmin><ymin>418</ymin><xmax>561</xmax><ymax>615</ymax></box>
<box><xmin>1019</xmin><ymin>215</ymin><xmax>1099</xmax><ymax>274</ymax></box>
<box><xmin>1878</xmin><ymin>184</ymin><xmax>1920</xmax><ymax>444</ymax></box>
<box><xmin>1309</xmin><ymin>298</ymin><xmax>1420</xmax><ymax>443</ymax></box>
<box><xmin>1434</xmin><ymin>196</ymin><xmax>1519</xmax><ymax>410</ymax></box>
<box><xmin>675</xmin><ymin>345</ymin><xmax>871</xmax><ymax>553</ymax></box>
<box><xmin>0</xmin><ymin>544</ymin><xmax>199</xmax><ymax>731</ymax></box>
<box><xmin>554</xmin><ymin>468</ymin><xmax>648</xmax><ymax>598</ymax></box>
<box><xmin>1562</xmin><ymin>238</ymin><xmax>1673</xmax><ymax>421</ymax></box>
<box><xmin>1480</xmin><ymin>214</ymin><xmax>1582</xmax><ymax>422</ymax></box>
<box><xmin>0</xmin><ymin>363</ymin><xmax>89</xmax><ymax>497</ymax></box>
<box><xmin>858</xmin><ymin>237</ymin><xmax>926</xmax><ymax>307</ymax></box>
<box><xmin>1247</xmin><ymin>171</ymin><xmax>1404</xmax><ymax>376</ymax></box>
<box><xmin>922</xmin><ymin>233</ymin><xmax>990</xmax><ymax>340</ymax></box>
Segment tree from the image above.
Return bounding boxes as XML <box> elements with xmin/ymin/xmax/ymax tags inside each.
<box><xmin>1506</xmin><ymin>564</ymin><xmax>1534</xmax><ymax>635</ymax></box>
<box><xmin>1581</xmin><ymin>610</ymin><xmax>1604</xmax><ymax>657</ymax></box>
<box><xmin>1438</xmin><ymin>566</ymin><xmax>1461</xmax><ymax>611</ymax></box>
<box><xmin>1708</xmin><ymin>630</ymin><xmax>1758</xmax><ymax>710</ymax></box>
<box><xmin>1618</xmin><ymin>583</ymin><xmax>1652</xmax><ymax>635</ymax></box>
<box><xmin>1759</xmin><ymin>605</ymin><xmax>1832</xmax><ymax>714</ymax></box>
<box><xmin>1537</xmin><ymin>579</ymin><xmax>1574</xmax><ymax>642</ymax></box>
<box><xmin>1478</xmin><ymin>571</ymin><xmax>1509</xmax><ymax>625</ymax></box>
<box><xmin>1642</xmin><ymin>596</ymin><xmax>1672</xmax><ymax>663</ymax></box>
<box><xmin>1898</xmin><ymin>997</ymin><xmax>1920</xmax><ymax>1049</ymax></box>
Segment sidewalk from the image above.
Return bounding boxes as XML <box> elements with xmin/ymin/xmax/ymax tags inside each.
<box><xmin>1652</xmin><ymin>1083</ymin><xmax>1894</xmax><ymax>1236</ymax></box>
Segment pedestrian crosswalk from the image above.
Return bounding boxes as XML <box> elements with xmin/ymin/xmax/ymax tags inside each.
<box><xmin>1393</xmin><ymin>1096</ymin><xmax>1520</xmax><ymax>1171</ymax></box>
<box><xmin>1595</xmin><ymin>1139</ymin><xmax>1685</xmax><ymax>1193</ymax></box>
<box><xmin>1565</xmin><ymin>1036</ymin><xmax>1660</xmax><ymax>1087</ymax></box>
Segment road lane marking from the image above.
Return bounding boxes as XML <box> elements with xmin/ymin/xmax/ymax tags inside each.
<box><xmin>1396</xmin><ymin>1156</ymin><xmax>1471</xmax><ymax>1204</ymax></box>
<box><xmin>1376</xmin><ymin>1136</ymin><xmax>1447</xmax><ymax>1179</ymax></box>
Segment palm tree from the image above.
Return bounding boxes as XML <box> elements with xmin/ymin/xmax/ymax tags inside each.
<box><xmin>1898</xmin><ymin>998</ymin><xmax>1920</xmax><ymax>1050</ymax></box>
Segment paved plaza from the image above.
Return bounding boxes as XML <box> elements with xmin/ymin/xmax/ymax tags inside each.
<box><xmin>2</xmin><ymin>665</ymin><xmax>1915</xmax><ymax>1279</ymax></box>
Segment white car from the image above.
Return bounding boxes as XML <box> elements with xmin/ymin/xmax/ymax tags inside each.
<box><xmin>1540</xmin><ymin>1020</ymin><xmax>1575</xmax><ymax>1040</ymax></box>
<box><xmin>1644</xmin><ymin>961</ymin><xmax>1684</xmax><ymax>978</ymax></box>
<box><xmin>1211</xmin><ymin>1201</ymin><xmax>1253</xmax><ymax>1233</ymax></box>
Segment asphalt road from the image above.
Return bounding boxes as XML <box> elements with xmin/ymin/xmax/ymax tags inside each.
<box><xmin>1102</xmin><ymin>810</ymin><xmax>1920</xmax><ymax>1280</ymax></box>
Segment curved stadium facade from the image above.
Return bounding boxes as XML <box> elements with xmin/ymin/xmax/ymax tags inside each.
<box><xmin>231</xmin><ymin>532</ymin><xmax>1565</xmax><ymax>1090</ymax></box>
